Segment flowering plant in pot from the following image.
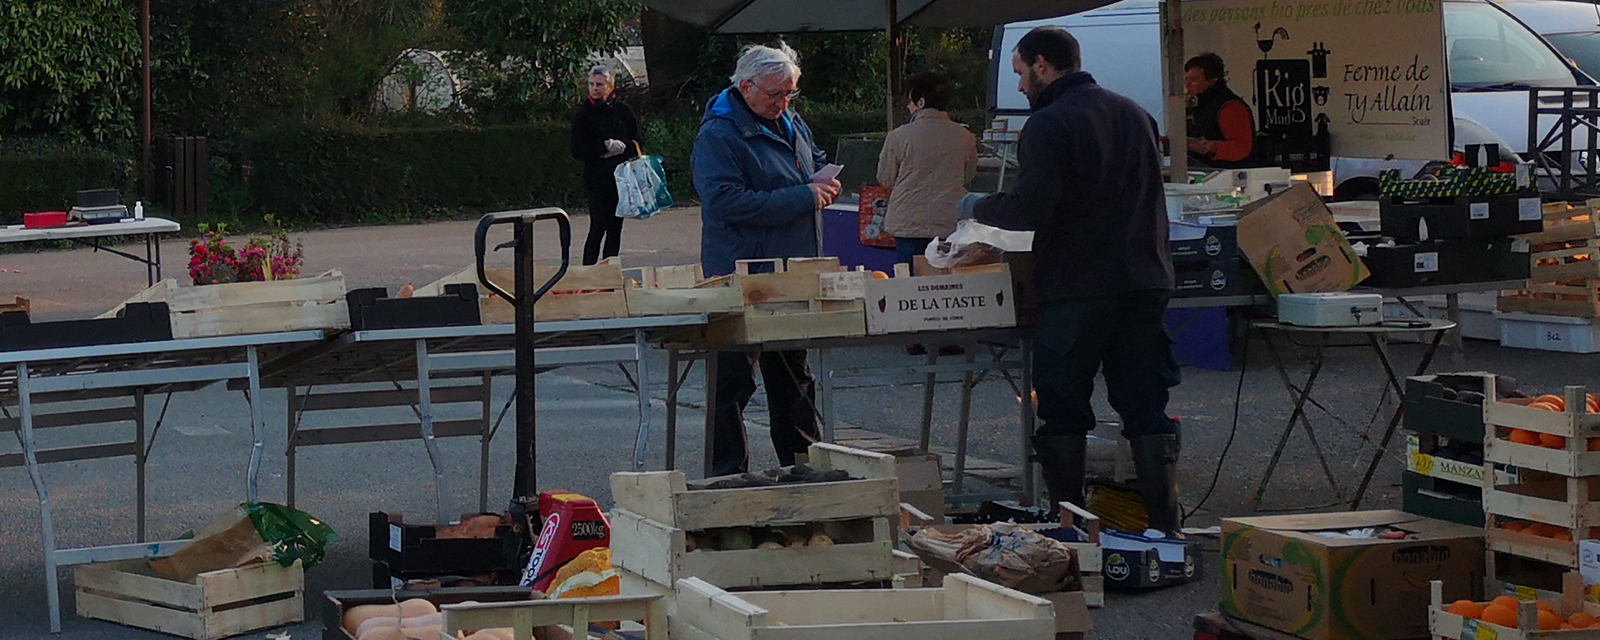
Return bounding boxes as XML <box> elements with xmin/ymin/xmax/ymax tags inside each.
<box><xmin>187</xmin><ymin>217</ymin><xmax>304</xmax><ymax>285</ymax></box>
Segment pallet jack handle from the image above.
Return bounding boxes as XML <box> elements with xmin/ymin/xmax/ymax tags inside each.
<box><xmin>473</xmin><ymin>209</ymin><xmax>570</xmax><ymax>524</ymax></box>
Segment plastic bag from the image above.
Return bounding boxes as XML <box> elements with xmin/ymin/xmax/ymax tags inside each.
<box><xmin>907</xmin><ymin>522</ymin><xmax>1081</xmax><ymax>594</ymax></box>
<box><xmin>924</xmin><ymin>219</ymin><xmax>1033</xmax><ymax>270</ymax></box>
<box><xmin>242</xmin><ymin>501</ymin><xmax>337</xmax><ymax>570</ymax></box>
<box><xmin>614</xmin><ymin>154</ymin><xmax>674</xmax><ymax>219</ymax></box>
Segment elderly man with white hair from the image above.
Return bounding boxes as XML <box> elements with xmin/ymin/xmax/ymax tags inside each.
<box><xmin>692</xmin><ymin>42</ymin><xmax>842</xmax><ymax>475</ymax></box>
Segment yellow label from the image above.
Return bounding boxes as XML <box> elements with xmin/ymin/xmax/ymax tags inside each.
<box><xmin>1514</xmin><ymin>585</ymin><xmax>1537</xmax><ymax>601</ymax></box>
<box><xmin>1410</xmin><ymin>450</ymin><xmax>1436</xmax><ymax>476</ymax></box>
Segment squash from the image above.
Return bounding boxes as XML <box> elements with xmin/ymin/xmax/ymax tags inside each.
<box><xmin>355</xmin><ymin>616</ymin><xmax>401</xmax><ymax>638</ymax></box>
<box><xmin>398</xmin><ymin>599</ymin><xmax>439</xmax><ymax>618</ymax></box>
<box><xmin>344</xmin><ymin>604</ymin><xmax>403</xmax><ymax>635</ymax></box>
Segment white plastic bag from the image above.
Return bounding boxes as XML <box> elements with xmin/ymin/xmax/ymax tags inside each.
<box><xmin>924</xmin><ymin>219</ymin><xmax>1034</xmax><ymax>269</ymax></box>
<box><xmin>614</xmin><ymin>154</ymin><xmax>674</xmax><ymax>219</ymax></box>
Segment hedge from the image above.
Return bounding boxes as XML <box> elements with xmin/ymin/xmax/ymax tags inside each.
<box><xmin>0</xmin><ymin>144</ymin><xmax>133</xmax><ymax>221</ymax></box>
<box><xmin>246</xmin><ymin>123</ymin><xmax>586</xmax><ymax>225</ymax></box>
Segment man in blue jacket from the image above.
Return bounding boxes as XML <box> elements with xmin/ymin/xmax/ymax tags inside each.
<box><xmin>692</xmin><ymin>42</ymin><xmax>843</xmax><ymax>475</ymax></box>
<box><xmin>961</xmin><ymin>27</ymin><xmax>1182</xmax><ymax>534</ymax></box>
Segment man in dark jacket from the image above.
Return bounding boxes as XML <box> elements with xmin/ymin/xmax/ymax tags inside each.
<box><xmin>692</xmin><ymin>42</ymin><xmax>843</xmax><ymax>475</ymax></box>
<box><xmin>570</xmin><ymin>65</ymin><xmax>641</xmax><ymax>265</ymax></box>
<box><xmin>960</xmin><ymin>26</ymin><xmax>1182</xmax><ymax>534</ymax></box>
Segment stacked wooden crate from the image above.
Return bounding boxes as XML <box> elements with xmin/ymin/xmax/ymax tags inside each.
<box><xmin>104</xmin><ymin>270</ymin><xmax>349</xmax><ymax>338</ymax></box>
<box><xmin>420</xmin><ymin>259</ymin><xmax>629</xmax><ymax>323</ymax></box>
<box><xmin>693</xmin><ymin>257</ymin><xmax>868</xmax><ymax>345</ymax></box>
<box><xmin>608</xmin><ymin>443</ymin><xmax>900</xmax><ymax>593</ymax></box>
<box><xmin>1481</xmin><ymin>381</ymin><xmax>1600</xmax><ymax>594</ymax></box>
<box><xmin>623</xmin><ymin>264</ymin><xmax>743</xmax><ymax>317</ymax></box>
<box><xmin>1499</xmin><ymin>201</ymin><xmax>1600</xmax><ymax>352</ymax></box>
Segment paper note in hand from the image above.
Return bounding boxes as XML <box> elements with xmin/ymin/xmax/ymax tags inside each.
<box><xmin>812</xmin><ymin>163</ymin><xmax>844</xmax><ymax>184</ymax></box>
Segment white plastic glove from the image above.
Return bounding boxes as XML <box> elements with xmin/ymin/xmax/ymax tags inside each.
<box><xmin>603</xmin><ymin>139</ymin><xmax>626</xmax><ymax>157</ymax></box>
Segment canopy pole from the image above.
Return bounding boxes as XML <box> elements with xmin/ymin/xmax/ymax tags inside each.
<box><xmin>1163</xmin><ymin>0</ymin><xmax>1188</xmax><ymax>182</ymax></box>
<box><xmin>885</xmin><ymin>0</ymin><xmax>902</xmax><ymax>131</ymax></box>
<box><xmin>141</xmin><ymin>0</ymin><xmax>153</xmax><ymax>200</ymax></box>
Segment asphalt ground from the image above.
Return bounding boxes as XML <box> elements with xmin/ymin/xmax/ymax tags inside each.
<box><xmin>1</xmin><ymin>209</ymin><xmax>1596</xmax><ymax>638</ymax></box>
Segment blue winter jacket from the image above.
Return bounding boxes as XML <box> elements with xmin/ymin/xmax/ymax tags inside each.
<box><xmin>692</xmin><ymin>88</ymin><xmax>827</xmax><ymax>277</ymax></box>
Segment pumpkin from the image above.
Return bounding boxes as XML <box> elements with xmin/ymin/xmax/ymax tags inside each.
<box><xmin>1534</xmin><ymin>395</ymin><xmax>1567</xmax><ymax>411</ymax></box>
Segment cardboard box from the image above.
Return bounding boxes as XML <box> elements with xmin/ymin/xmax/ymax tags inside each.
<box><xmin>864</xmin><ymin>266</ymin><xmax>1017</xmax><ymax>335</ymax></box>
<box><xmin>1237</xmin><ymin>182</ymin><xmax>1369</xmax><ymax>296</ymax></box>
<box><xmin>1220</xmin><ymin>510</ymin><xmax>1484</xmax><ymax>640</ymax></box>
<box><xmin>1101</xmin><ymin>531</ymin><xmax>1200</xmax><ymax>590</ymax></box>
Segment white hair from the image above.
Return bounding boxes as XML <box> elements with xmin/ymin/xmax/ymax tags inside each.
<box><xmin>588</xmin><ymin>65</ymin><xmax>613</xmax><ymax>83</ymax></box>
<box><xmin>730</xmin><ymin>42</ymin><xmax>801</xmax><ymax>86</ymax></box>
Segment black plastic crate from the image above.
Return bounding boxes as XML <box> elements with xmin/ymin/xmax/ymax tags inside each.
<box><xmin>368</xmin><ymin>512</ymin><xmax>520</xmax><ymax>577</ymax></box>
<box><xmin>1170</xmin><ymin>224</ymin><xmax>1238</xmax><ymax>265</ymax></box>
<box><xmin>1404</xmin><ymin>374</ymin><xmax>1490</xmax><ymax>443</ymax></box>
<box><xmin>1363</xmin><ymin>241</ymin><xmax>1469</xmax><ymax>288</ymax></box>
<box><xmin>1458</xmin><ymin>237</ymin><xmax>1532</xmax><ymax>282</ymax></box>
<box><xmin>0</xmin><ymin>302</ymin><xmax>173</xmax><ymax>352</ymax></box>
<box><xmin>1402</xmin><ymin>471</ymin><xmax>1484</xmax><ymax>527</ymax></box>
<box><xmin>1380</xmin><ymin>191</ymin><xmax>1544</xmax><ymax>244</ymax></box>
<box><xmin>346</xmin><ymin>284</ymin><xmax>481</xmax><ymax>331</ymax></box>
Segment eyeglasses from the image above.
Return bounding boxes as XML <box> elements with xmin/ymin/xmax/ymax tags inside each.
<box><xmin>753</xmin><ymin>83</ymin><xmax>801</xmax><ymax>101</ymax></box>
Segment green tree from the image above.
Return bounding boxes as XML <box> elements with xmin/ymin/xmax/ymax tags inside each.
<box><xmin>151</xmin><ymin>0</ymin><xmax>313</xmax><ymax>136</ymax></box>
<box><xmin>0</xmin><ymin>0</ymin><xmax>139</xmax><ymax>143</ymax></box>
<box><xmin>444</xmin><ymin>0</ymin><xmax>635</xmax><ymax>120</ymax></box>
<box><xmin>296</xmin><ymin>0</ymin><xmax>441</xmax><ymax>122</ymax></box>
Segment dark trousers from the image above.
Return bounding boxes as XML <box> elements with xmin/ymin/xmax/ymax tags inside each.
<box><xmin>1033</xmin><ymin>290</ymin><xmax>1181</xmax><ymax>440</ymax></box>
<box><xmin>710</xmin><ymin>350</ymin><xmax>820</xmax><ymax>476</ymax></box>
<box><xmin>582</xmin><ymin>182</ymin><xmax>623</xmax><ymax>265</ymax></box>
<box><xmin>895</xmin><ymin>237</ymin><xmax>932</xmax><ymax>264</ymax></box>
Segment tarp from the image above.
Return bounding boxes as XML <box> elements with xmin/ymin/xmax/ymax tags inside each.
<box><xmin>636</xmin><ymin>0</ymin><xmax>1117</xmax><ymax>33</ymax></box>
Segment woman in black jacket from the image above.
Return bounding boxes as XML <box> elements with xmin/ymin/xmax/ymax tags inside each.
<box><xmin>570</xmin><ymin>65</ymin><xmax>641</xmax><ymax>265</ymax></box>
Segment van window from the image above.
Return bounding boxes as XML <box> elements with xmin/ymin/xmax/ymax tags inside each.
<box><xmin>1544</xmin><ymin>32</ymin><xmax>1600</xmax><ymax>83</ymax></box>
<box><xmin>1446</xmin><ymin>2</ymin><xmax>1577</xmax><ymax>87</ymax></box>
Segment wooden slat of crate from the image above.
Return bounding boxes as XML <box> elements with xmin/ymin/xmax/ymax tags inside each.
<box><xmin>74</xmin><ymin>560</ymin><xmax>304</xmax><ymax>640</ymax></box>
<box><xmin>106</xmin><ymin>270</ymin><xmax>349</xmax><ymax>338</ymax></box>
<box><xmin>426</xmin><ymin>262</ymin><xmax>629</xmax><ymax>323</ymax></box>
<box><xmin>1482</xmin><ymin>486</ymin><xmax>1600</xmax><ymax>530</ymax></box>
<box><xmin>608</xmin><ymin>509</ymin><xmax>896</xmax><ymax>590</ymax></box>
<box><xmin>1499</xmin><ymin>281</ymin><xmax>1600</xmax><ymax>317</ymax></box>
<box><xmin>625</xmin><ymin>265</ymin><xmax>742</xmax><ymax>317</ymax></box>
<box><xmin>673</xmin><ymin>574</ymin><xmax>1056</xmax><ymax>640</ymax></box>
<box><xmin>1484</xmin><ymin>384</ymin><xmax>1600</xmax><ymax>436</ymax></box>
<box><xmin>439</xmin><ymin>594</ymin><xmax>667</xmax><ymax>640</ymax></box>
<box><xmin>611</xmin><ymin>443</ymin><xmax>897</xmax><ymax>530</ymax></box>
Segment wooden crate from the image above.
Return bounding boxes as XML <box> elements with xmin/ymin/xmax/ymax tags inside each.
<box><xmin>105</xmin><ymin>270</ymin><xmax>349</xmax><ymax>338</ymax></box>
<box><xmin>1430</xmin><ymin>574</ymin><xmax>1600</xmax><ymax>639</ymax></box>
<box><xmin>75</xmin><ymin>560</ymin><xmax>304</xmax><ymax>640</ymax></box>
<box><xmin>440</xmin><ymin>594</ymin><xmax>667</xmax><ymax>640</ymax></box>
<box><xmin>694</xmin><ymin>258</ymin><xmax>866</xmax><ymax>345</ymax></box>
<box><xmin>671</xmin><ymin>574</ymin><xmax>1060</xmax><ymax>640</ymax></box>
<box><xmin>1</xmin><ymin>296</ymin><xmax>27</xmax><ymax>315</ymax></box>
<box><xmin>1500</xmin><ymin>281</ymin><xmax>1600</xmax><ymax>318</ymax></box>
<box><xmin>611</xmin><ymin>443</ymin><xmax>898</xmax><ymax>530</ymax></box>
<box><xmin>609</xmin><ymin>508</ymin><xmax>895</xmax><ymax>590</ymax></box>
<box><xmin>624</xmin><ymin>265</ymin><xmax>743</xmax><ymax>317</ymax></box>
<box><xmin>1483</xmin><ymin>384</ymin><xmax>1600</xmax><ymax>477</ymax></box>
<box><xmin>421</xmin><ymin>259</ymin><xmax>629</xmax><ymax>324</ymax></box>
<box><xmin>1529</xmin><ymin>236</ymin><xmax>1600</xmax><ymax>283</ymax></box>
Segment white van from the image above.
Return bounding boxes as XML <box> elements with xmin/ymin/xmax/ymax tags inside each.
<box><xmin>990</xmin><ymin>0</ymin><xmax>1593</xmax><ymax>199</ymax></box>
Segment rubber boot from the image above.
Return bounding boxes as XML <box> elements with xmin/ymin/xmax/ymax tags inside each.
<box><xmin>1032</xmin><ymin>435</ymin><xmax>1088</xmax><ymax>513</ymax></box>
<box><xmin>1131</xmin><ymin>433</ymin><xmax>1182</xmax><ymax>535</ymax></box>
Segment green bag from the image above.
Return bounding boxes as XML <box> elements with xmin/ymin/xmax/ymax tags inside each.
<box><xmin>242</xmin><ymin>502</ymin><xmax>336</xmax><ymax>570</ymax></box>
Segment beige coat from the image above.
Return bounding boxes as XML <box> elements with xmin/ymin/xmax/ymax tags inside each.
<box><xmin>876</xmin><ymin>109</ymin><xmax>979</xmax><ymax>239</ymax></box>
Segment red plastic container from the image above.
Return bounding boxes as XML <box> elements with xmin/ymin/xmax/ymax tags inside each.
<box><xmin>521</xmin><ymin>490</ymin><xmax>610</xmax><ymax>590</ymax></box>
<box><xmin>24</xmin><ymin>211</ymin><xmax>68</xmax><ymax>229</ymax></box>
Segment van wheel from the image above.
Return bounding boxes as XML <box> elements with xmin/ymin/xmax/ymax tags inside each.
<box><xmin>1332</xmin><ymin>178</ymin><xmax>1380</xmax><ymax>202</ymax></box>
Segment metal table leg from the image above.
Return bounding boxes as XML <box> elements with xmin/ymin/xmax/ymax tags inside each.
<box><xmin>1020</xmin><ymin>338</ymin><xmax>1036</xmax><ymax>507</ymax></box>
<box><xmin>286</xmin><ymin>386</ymin><xmax>300</xmax><ymax>508</ymax></box>
<box><xmin>1350</xmin><ymin>328</ymin><xmax>1447</xmax><ymax>508</ymax></box>
<box><xmin>135</xmin><ymin>390</ymin><xmax>147</xmax><ymax>543</ymax></box>
<box><xmin>817</xmin><ymin>348</ymin><xmax>835</xmax><ymax>442</ymax></box>
<box><xmin>702</xmin><ymin>351</ymin><xmax>719</xmax><ymax>477</ymax></box>
<box><xmin>952</xmin><ymin>346</ymin><xmax>977</xmax><ymax>493</ymax></box>
<box><xmin>246</xmin><ymin>346</ymin><xmax>265</xmax><ymax>503</ymax></box>
<box><xmin>1259</xmin><ymin>328</ymin><xmax>1342</xmax><ymax>493</ymax></box>
<box><xmin>415</xmin><ymin>339</ymin><xmax>449</xmax><ymax>523</ymax></box>
<box><xmin>18</xmin><ymin>363</ymin><xmax>63</xmax><ymax>633</ymax></box>
<box><xmin>479</xmin><ymin>373</ymin><xmax>493</xmax><ymax>512</ymax></box>
<box><xmin>919</xmin><ymin>350</ymin><xmax>937</xmax><ymax>452</ymax></box>
<box><xmin>631</xmin><ymin>329</ymin><xmax>652</xmax><ymax>471</ymax></box>
<box><xmin>664</xmin><ymin>349</ymin><xmax>680</xmax><ymax>470</ymax></box>
<box><xmin>1252</xmin><ymin>331</ymin><xmax>1336</xmax><ymax>511</ymax></box>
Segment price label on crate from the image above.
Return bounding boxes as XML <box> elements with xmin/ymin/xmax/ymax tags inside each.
<box><xmin>1413</xmin><ymin>252</ymin><xmax>1440</xmax><ymax>274</ymax></box>
<box><xmin>818</xmin><ymin>271</ymin><xmax>866</xmax><ymax>300</ymax></box>
<box><xmin>1519</xmin><ymin>197</ymin><xmax>1542</xmax><ymax>221</ymax></box>
<box><xmin>1409</xmin><ymin>450</ymin><xmax>1436</xmax><ymax>476</ymax></box>
<box><xmin>1462</xmin><ymin>619</ymin><xmax>1498</xmax><ymax>640</ymax></box>
<box><xmin>1470</xmin><ymin>202</ymin><xmax>1490</xmax><ymax>221</ymax></box>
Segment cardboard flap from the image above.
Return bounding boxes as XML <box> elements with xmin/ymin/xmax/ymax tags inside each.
<box><xmin>1226</xmin><ymin>509</ymin><xmax>1423</xmax><ymax>532</ymax></box>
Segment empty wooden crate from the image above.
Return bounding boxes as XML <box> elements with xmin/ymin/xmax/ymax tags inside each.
<box><xmin>105</xmin><ymin>270</ymin><xmax>349</xmax><ymax>338</ymax></box>
<box><xmin>75</xmin><ymin>560</ymin><xmax>304</xmax><ymax>640</ymax></box>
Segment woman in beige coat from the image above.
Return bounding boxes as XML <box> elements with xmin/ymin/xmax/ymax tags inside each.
<box><xmin>876</xmin><ymin>73</ymin><xmax>980</xmax><ymax>265</ymax></box>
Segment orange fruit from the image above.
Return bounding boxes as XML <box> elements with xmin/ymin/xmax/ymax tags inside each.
<box><xmin>1570</xmin><ymin>612</ymin><xmax>1597</xmax><ymax>627</ymax></box>
<box><xmin>1448</xmin><ymin>600</ymin><xmax>1486</xmax><ymax>619</ymax></box>
<box><xmin>1540</xmin><ymin>609</ymin><xmax>1563</xmax><ymax>630</ymax></box>
<box><xmin>1554</xmin><ymin>529</ymin><xmax>1575</xmax><ymax>541</ymax></box>
<box><xmin>1510</xmin><ymin>429</ymin><xmax>1542</xmax><ymax>446</ymax></box>
<box><xmin>1590</xmin><ymin>621</ymin><xmax>1600</xmax><ymax>629</ymax></box>
<box><xmin>1538</xmin><ymin>601</ymin><xmax>1556</xmax><ymax>613</ymax></box>
<box><xmin>1493</xmin><ymin>596</ymin><xmax>1521</xmax><ymax>610</ymax></box>
<box><xmin>870</xmin><ymin>271</ymin><xmax>890</xmax><ymax>280</ymax></box>
<box><xmin>1589</xmin><ymin>437</ymin><xmax>1600</xmax><ymax>452</ymax></box>
<box><xmin>1563</xmin><ymin>622</ymin><xmax>1579</xmax><ymax>630</ymax></box>
<box><xmin>1482</xmin><ymin>604</ymin><xmax>1519</xmax><ymax>628</ymax></box>
<box><xmin>1503</xmin><ymin>521</ymin><xmax>1529</xmax><ymax>532</ymax></box>
<box><xmin>1536</xmin><ymin>395</ymin><xmax>1568</xmax><ymax>411</ymax></box>
<box><xmin>1541</xmin><ymin>432</ymin><xmax>1568</xmax><ymax>449</ymax></box>
<box><xmin>1527</xmin><ymin>523</ymin><xmax>1559</xmax><ymax>538</ymax></box>
<box><xmin>1529</xmin><ymin>402</ymin><xmax>1562</xmax><ymax>412</ymax></box>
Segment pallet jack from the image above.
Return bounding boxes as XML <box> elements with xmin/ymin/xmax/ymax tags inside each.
<box><xmin>473</xmin><ymin>210</ymin><xmax>611</xmax><ymax>591</ymax></box>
